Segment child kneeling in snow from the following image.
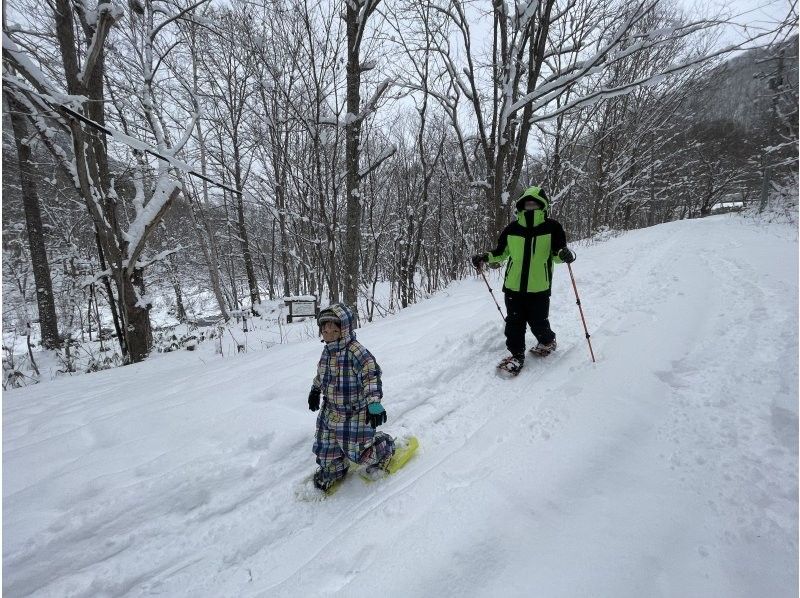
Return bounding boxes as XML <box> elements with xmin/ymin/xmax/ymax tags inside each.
<box><xmin>307</xmin><ymin>303</ymin><xmax>395</xmax><ymax>491</ymax></box>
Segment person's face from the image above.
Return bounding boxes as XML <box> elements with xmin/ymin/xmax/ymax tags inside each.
<box><xmin>320</xmin><ymin>321</ymin><xmax>342</xmax><ymax>343</ymax></box>
<box><xmin>524</xmin><ymin>200</ymin><xmax>539</xmax><ymax>211</ymax></box>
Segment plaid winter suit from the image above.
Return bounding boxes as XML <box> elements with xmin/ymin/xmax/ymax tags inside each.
<box><xmin>311</xmin><ymin>303</ymin><xmax>394</xmax><ymax>484</ymax></box>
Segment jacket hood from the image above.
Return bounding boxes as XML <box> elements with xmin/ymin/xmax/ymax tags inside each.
<box><xmin>318</xmin><ymin>302</ymin><xmax>356</xmax><ymax>344</ymax></box>
<box><xmin>515</xmin><ymin>186</ymin><xmax>550</xmax><ymax>213</ymax></box>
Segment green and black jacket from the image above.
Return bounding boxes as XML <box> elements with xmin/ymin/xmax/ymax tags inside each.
<box><xmin>487</xmin><ymin>187</ymin><xmax>567</xmax><ymax>295</ymax></box>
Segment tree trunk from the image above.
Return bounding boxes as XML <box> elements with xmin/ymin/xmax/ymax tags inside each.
<box><xmin>94</xmin><ymin>234</ymin><xmax>126</xmax><ymax>355</ymax></box>
<box><xmin>276</xmin><ymin>188</ymin><xmax>291</xmax><ymax>298</ymax></box>
<box><xmin>173</xmin><ymin>282</ymin><xmax>187</xmax><ymax>322</ymax></box>
<box><xmin>343</xmin><ymin>2</ymin><xmax>363</xmax><ymax>321</ymax></box>
<box><xmin>6</xmin><ymin>93</ymin><xmax>60</xmax><ymax>349</ymax></box>
<box><xmin>52</xmin><ymin>0</ymin><xmax>159</xmax><ymax>363</ymax></box>
<box><xmin>193</xmin><ymin>206</ymin><xmax>230</xmax><ymax>320</ymax></box>
<box><xmin>119</xmin><ymin>270</ymin><xmax>152</xmax><ymax>362</ymax></box>
<box><xmin>232</xmin><ymin>143</ymin><xmax>261</xmax><ymax>312</ymax></box>
<box><xmin>191</xmin><ymin>38</ymin><xmax>230</xmax><ymax>321</ymax></box>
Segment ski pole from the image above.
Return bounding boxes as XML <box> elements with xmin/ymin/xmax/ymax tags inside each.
<box><xmin>567</xmin><ymin>262</ymin><xmax>595</xmax><ymax>363</ymax></box>
<box><xmin>478</xmin><ymin>267</ymin><xmax>506</xmax><ymax>321</ymax></box>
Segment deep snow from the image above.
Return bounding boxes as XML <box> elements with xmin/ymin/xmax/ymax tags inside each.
<box><xmin>3</xmin><ymin>215</ymin><xmax>798</xmax><ymax>598</ymax></box>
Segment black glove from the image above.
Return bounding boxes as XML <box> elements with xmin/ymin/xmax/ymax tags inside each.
<box><xmin>558</xmin><ymin>247</ymin><xmax>576</xmax><ymax>264</ymax></box>
<box><xmin>308</xmin><ymin>388</ymin><xmax>320</xmax><ymax>412</ymax></box>
<box><xmin>471</xmin><ymin>253</ymin><xmax>488</xmax><ymax>269</ymax></box>
<box><xmin>366</xmin><ymin>403</ymin><xmax>387</xmax><ymax>428</ymax></box>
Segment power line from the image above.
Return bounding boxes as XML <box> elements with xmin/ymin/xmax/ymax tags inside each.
<box><xmin>51</xmin><ymin>99</ymin><xmax>245</xmax><ymax>197</ymax></box>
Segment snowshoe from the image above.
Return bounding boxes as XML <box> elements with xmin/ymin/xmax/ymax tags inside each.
<box><xmin>359</xmin><ymin>436</ymin><xmax>419</xmax><ymax>483</ymax></box>
<box><xmin>530</xmin><ymin>340</ymin><xmax>557</xmax><ymax>357</ymax></box>
<box><xmin>497</xmin><ymin>354</ymin><xmax>525</xmax><ymax>376</ymax></box>
<box><xmin>297</xmin><ymin>438</ymin><xmax>419</xmax><ymax>499</ymax></box>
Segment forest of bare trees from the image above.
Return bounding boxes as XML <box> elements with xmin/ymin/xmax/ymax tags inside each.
<box><xmin>2</xmin><ymin>0</ymin><xmax>798</xmax><ymax>369</ymax></box>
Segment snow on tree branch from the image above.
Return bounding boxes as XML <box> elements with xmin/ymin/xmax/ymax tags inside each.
<box><xmin>2</xmin><ymin>79</ymin><xmax>81</xmax><ymax>187</ymax></box>
<box><xmin>2</xmin><ymin>32</ymin><xmax>86</xmax><ymax>107</ymax></box>
<box><xmin>514</xmin><ymin>1</ymin><xmax>540</xmax><ymax>30</ymax></box>
<box><xmin>358</xmin><ymin>144</ymin><xmax>396</xmax><ymax>179</ymax></box>
<box><xmin>353</xmin><ymin>0</ymin><xmax>382</xmax><ymax>57</ymax></box>
<box><xmin>149</xmin><ymin>0</ymin><xmax>211</xmax><ymax>42</ymax></box>
<box><xmin>317</xmin><ymin>78</ymin><xmax>394</xmax><ymax>127</ymax></box>
<box><xmin>528</xmin><ymin>42</ymin><xmax>754</xmax><ymax>123</ymax></box>
<box><xmin>123</xmin><ymin>175</ymin><xmax>182</xmax><ymax>275</ymax></box>
<box><xmin>78</xmin><ymin>3</ymin><xmax>124</xmax><ymax>87</ymax></box>
<box><xmin>508</xmin><ymin>2</ymin><xmax>654</xmax><ymax>114</ymax></box>
<box><xmin>510</xmin><ymin>11</ymin><xmax>740</xmax><ymax>118</ymax></box>
<box><xmin>134</xmin><ymin>246</ymin><xmax>184</xmax><ymax>271</ymax></box>
<box><xmin>357</xmin><ymin>76</ymin><xmax>393</xmax><ymax>122</ymax></box>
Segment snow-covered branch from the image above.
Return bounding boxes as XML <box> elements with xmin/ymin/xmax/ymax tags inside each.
<box><xmin>353</xmin><ymin>0</ymin><xmax>382</xmax><ymax>58</ymax></box>
<box><xmin>529</xmin><ymin>42</ymin><xmax>749</xmax><ymax>123</ymax></box>
<box><xmin>355</xmin><ymin>76</ymin><xmax>393</xmax><ymax>124</ymax></box>
<box><xmin>358</xmin><ymin>144</ymin><xmax>396</xmax><ymax>179</ymax></box>
<box><xmin>2</xmin><ymin>78</ymin><xmax>80</xmax><ymax>187</ymax></box>
<box><xmin>318</xmin><ymin>77</ymin><xmax>394</xmax><ymax>127</ymax></box>
<box><xmin>149</xmin><ymin>0</ymin><xmax>211</xmax><ymax>42</ymax></box>
<box><xmin>78</xmin><ymin>3</ymin><xmax>124</xmax><ymax>87</ymax></box>
<box><xmin>134</xmin><ymin>246</ymin><xmax>184</xmax><ymax>271</ymax></box>
<box><xmin>2</xmin><ymin>32</ymin><xmax>86</xmax><ymax>106</ymax></box>
<box><xmin>509</xmin><ymin>1</ymin><xmax>656</xmax><ymax>113</ymax></box>
<box><xmin>123</xmin><ymin>175</ymin><xmax>182</xmax><ymax>275</ymax></box>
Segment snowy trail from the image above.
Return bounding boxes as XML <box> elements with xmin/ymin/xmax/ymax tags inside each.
<box><xmin>3</xmin><ymin>216</ymin><xmax>797</xmax><ymax>598</ymax></box>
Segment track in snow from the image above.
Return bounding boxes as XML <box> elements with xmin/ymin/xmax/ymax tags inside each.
<box><xmin>3</xmin><ymin>216</ymin><xmax>797</xmax><ymax>598</ymax></box>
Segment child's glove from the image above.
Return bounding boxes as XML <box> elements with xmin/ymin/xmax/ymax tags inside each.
<box><xmin>366</xmin><ymin>403</ymin><xmax>387</xmax><ymax>428</ymax></box>
<box><xmin>308</xmin><ymin>389</ymin><xmax>320</xmax><ymax>412</ymax></box>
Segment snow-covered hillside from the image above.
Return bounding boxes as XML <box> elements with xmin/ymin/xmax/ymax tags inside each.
<box><xmin>3</xmin><ymin>215</ymin><xmax>798</xmax><ymax>598</ymax></box>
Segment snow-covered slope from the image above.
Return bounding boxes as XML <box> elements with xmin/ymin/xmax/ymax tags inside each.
<box><xmin>4</xmin><ymin>215</ymin><xmax>798</xmax><ymax>598</ymax></box>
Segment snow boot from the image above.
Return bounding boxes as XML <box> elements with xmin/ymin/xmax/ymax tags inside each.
<box><xmin>359</xmin><ymin>436</ymin><xmax>420</xmax><ymax>483</ymax></box>
<box><xmin>364</xmin><ymin>455</ymin><xmax>392</xmax><ymax>479</ymax></box>
<box><xmin>363</xmin><ymin>433</ymin><xmax>395</xmax><ymax>479</ymax></box>
<box><xmin>530</xmin><ymin>339</ymin><xmax>557</xmax><ymax>357</ymax></box>
<box><xmin>313</xmin><ymin>467</ymin><xmax>347</xmax><ymax>492</ymax></box>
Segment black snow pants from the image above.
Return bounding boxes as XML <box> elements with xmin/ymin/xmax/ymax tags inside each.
<box><xmin>504</xmin><ymin>291</ymin><xmax>555</xmax><ymax>357</ymax></box>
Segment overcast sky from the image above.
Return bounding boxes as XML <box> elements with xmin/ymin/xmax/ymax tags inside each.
<box><xmin>686</xmin><ymin>0</ymin><xmax>795</xmax><ymax>45</ymax></box>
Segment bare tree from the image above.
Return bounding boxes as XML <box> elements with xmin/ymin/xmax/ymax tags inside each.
<box><xmin>342</xmin><ymin>0</ymin><xmax>393</xmax><ymax>319</ymax></box>
<box><xmin>3</xmin><ymin>0</ymin><xmax>208</xmax><ymax>361</ymax></box>
<box><xmin>197</xmin><ymin>7</ymin><xmax>261</xmax><ymax>312</ymax></box>
<box><xmin>414</xmin><ymin>0</ymin><xmax>736</xmax><ymax>237</ymax></box>
<box><xmin>4</xmin><ymin>91</ymin><xmax>61</xmax><ymax>349</ymax></box>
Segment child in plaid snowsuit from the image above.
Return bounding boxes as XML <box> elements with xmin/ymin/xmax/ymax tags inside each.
<box><xmin>307</xmin><ymin>303</ymin><xmax>395</xmax><ymax>491</ymax></box>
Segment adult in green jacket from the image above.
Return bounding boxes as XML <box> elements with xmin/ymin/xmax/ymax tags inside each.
<box><xmin>472</xmin><ymin>186</ymin><xmax>575</xmax><ymax>371</ymax></box>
